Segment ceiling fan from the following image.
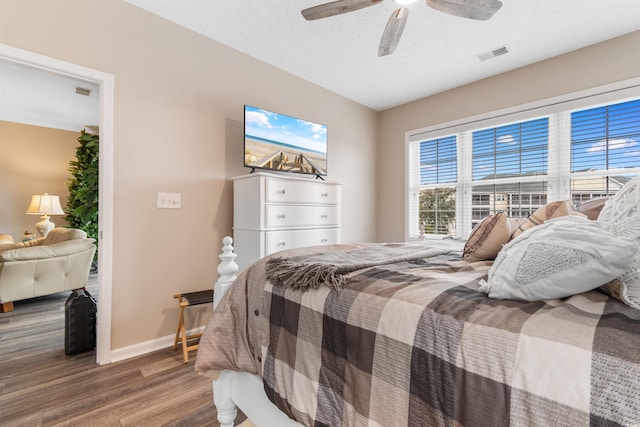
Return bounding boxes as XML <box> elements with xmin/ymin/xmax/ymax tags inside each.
<box><xmin>301</xmin><ymin>0</ymin><xmax>503</xmax><ymax>57</ymax></box>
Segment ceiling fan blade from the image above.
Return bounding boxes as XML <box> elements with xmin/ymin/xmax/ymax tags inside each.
<box><xmin>378</xmin><ymin>7</ymin><xmax>408</xmax><ymax>57</ymax></box>
<box><xmin>302</xmin><ymin>0</ymin><xmax>384</xmax><ymax>21</ymax></box>
<box><xmin>426</xmin><ymin>0</ymin><xmax>502</xmax><ymax>21</ymax></box>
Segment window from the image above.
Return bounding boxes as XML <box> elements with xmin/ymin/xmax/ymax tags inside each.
<box><xmin>407</xmin><ymin>136</ymin><xmax>457</xmax><ymax>238</ymax></box>
<box><xmin>571</xmin><ymin>99</ymin><xmax>640</xmax><ymax>173</ymax></box>
<box><xmin>471</xmin><ymin>118</ymin><xmax>548</xmax><ymax>226</ymax></box>
<box><xmin>570</xmin><ymin>99</ymin><xmax>640</xmax><ymax>201</ymax></box>
<box><xmin>419</xmin><ymin>136</ymin><xmax>457</xmax><ymax>184</ymax></box>
<box><xmin>406</xmin><ymin>87</ymin><xmax>640</xmax><ymax>240</ymax></box>
<box><xmin>419</xmin><ymin>187</ymin><xmax>456</xmax><ymax>235</ymax></box>
<box><xmin>472</xmin><ymin>118</ymin><xmax>548</xmax><ymax>181</ymax></box>
<box><xmin>472</xmin><ymin>194</ymin><xmax>490</xmax><ymax>205</ymax></box>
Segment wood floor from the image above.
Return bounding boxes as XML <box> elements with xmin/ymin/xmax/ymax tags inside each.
<box><xmin>0</xmin><ymin>275</ymin><xmax>247</xmax><ymax>426</ymax></box>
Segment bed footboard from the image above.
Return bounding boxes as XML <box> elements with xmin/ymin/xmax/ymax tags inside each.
<box><xmin>213</xmin><ymin>237</ymin><xmax>302</xmax><ymax>427</ymax></box>
<box><xmin>213</xmin><ymin>371</ymin><xmax>237</xmax><ymax>427</ymax></box>
<box><xmin>214</xmin><ymin>236</ymin><xmax>239</xmax><ymax>310</ymax></box>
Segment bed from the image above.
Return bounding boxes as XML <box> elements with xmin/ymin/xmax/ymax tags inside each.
<box><xmin>195</xmin><ymin>177</ymin><xmax>640</xmax><ymax>427</ymax></box>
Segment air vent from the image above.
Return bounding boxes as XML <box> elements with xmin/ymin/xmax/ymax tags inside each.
<box><xmin>75</xmin><ymin>87</ymin><xmax>91</xmax><ymax>96</ymax></box>
<box><xmin>477</xmin><ymin>45</ymin><xmax>509</xmax><ymax>62</ymax></box>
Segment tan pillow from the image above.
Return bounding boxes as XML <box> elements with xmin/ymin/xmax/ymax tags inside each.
<box><xmin>598</xmin><ymin>278</ymin><xmax>640</xmax><ymax>309</ymax></box>
<box><xmin>463</xmin><ymin>213</ymin><xmax>522</xmax><ymax>262</ymax></box>
<box><xmin>21</xmin><ymin>238</ymin><xmax>44</xmax><ymax>247</ymax></box>
<box><xmin>43</xmin><ymin>227</ymin><xmax>87</xmax><ymax>245</ymax></box>
<box><xmin>576</xmin><ymin>197</ymin><xmax>609</xmax><ymax>220</ymax></box>
<box><xmin>0</xmin><ymin>238</ymin><xmax>43</xmax><ymax>253</ymax></box>
<box><xmin>0</xmin><ymin>242</ymin><xmax>22</xmax><ymax>252</ymax></box>
<box><xmin>0</xmin><ymin>234</ymin><xmax>14</xmax><ymax>244</ymax></box>
<box><xmin>511</xmin><ymin>200</ymin><xmax>578</xmax><ymax>239</ymax></box>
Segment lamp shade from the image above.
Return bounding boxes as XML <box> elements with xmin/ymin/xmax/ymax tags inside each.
<box><xmin>25</xmin><ymin>193</ymin><xmax>65</xmax><ymax>215</ymax></box>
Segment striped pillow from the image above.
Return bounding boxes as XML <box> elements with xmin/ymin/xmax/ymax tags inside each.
<box><xmin>576</xmin><ymin>197</ymin><xmax>609</xmax><ymax>220</ymax></box>
<box><xmin>463</xmin><ymin>213</ymin><xmax>522</xmax><ymax>262</ymax></box>
<box><xmin>511</xmin><ymin>200</ymin><xmax>578</xmax><ymax>239</ymax></box>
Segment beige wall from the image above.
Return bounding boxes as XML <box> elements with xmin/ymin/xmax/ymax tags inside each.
<box><xmin>378</xmin><ymin>31</ymin><xmax>640</xmax><ymax>242</ymax></box>
<box><xmin>0</xmin><ymin>121</ymin><xmax>75</xmax><ymax>239</ymax></box>
<box><xmin>0</xmin><ymin>0</ymin><xmax>378</xmax><ymax>350</ymax></box>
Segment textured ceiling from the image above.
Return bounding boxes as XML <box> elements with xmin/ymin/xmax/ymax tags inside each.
<box><xmin>126</xmin><ymin>0</ymin><xmax>640</xmax><ymax>111</ymax></box>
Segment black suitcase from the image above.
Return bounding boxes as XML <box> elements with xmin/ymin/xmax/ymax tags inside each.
<box><xmin>65</xmin><ymin>289</ymin><xmax>97</xmax><ymax>355</ymax></box>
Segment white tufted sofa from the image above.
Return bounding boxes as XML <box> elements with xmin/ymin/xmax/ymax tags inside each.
<box><xmin>0</xmin><ymin>228</ymin><xmax>96</xmax><ymax>312</ymax></box>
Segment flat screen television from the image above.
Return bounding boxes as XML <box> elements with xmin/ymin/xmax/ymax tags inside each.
<box><xmin>244</xmin><ymin>105</ymin><xmax>328</xmax><ymax>178</ymax></box>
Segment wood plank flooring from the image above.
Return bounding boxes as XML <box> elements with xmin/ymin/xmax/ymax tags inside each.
<box><xmin>0</xmin><ymin>275</ymin><xmax>247</xmax><ymax>426</ymax></box>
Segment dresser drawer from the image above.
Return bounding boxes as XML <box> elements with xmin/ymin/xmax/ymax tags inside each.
<box><xmin>265</xmin><ymin>205</ymin><xmax>339</xmax><ymax>228</ymax></box>
<box><xmin>265</xmin><ymin>179</ymin><xmax>339</xmax><ymax>205</ymax></box>
<box><xmin>266</xmin><ymin>228</ymin><xmax>340</xmax><ymax>255</ymax></box>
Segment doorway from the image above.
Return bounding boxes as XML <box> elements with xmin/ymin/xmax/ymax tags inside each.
<box><xmin>0</xmin><ymin>43</ymin><xmax>114</xmax><ymax>365</ymax></box>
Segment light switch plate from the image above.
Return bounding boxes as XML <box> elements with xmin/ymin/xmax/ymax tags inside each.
<box><xmin>157</xmin><ymin>192</ymin><xmax>181</xmax><ymax>209</ymax></box>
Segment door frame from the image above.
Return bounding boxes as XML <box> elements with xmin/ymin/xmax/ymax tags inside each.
<box><xmin>0</xmin><ymin>43</ymin><xmax>114</xmax><ymax>365</ymax></box>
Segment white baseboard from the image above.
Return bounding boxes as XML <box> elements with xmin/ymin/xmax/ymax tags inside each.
<box><xmin>109</xmin><ymin>326</ymin><xmax>205</xmax><ymax>363</ymax></box>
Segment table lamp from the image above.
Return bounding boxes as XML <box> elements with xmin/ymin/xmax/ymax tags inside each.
<box><xmin>25</xmin><ymin>193</ymin><xmax>65</xmax><ymax>237</ymax></box>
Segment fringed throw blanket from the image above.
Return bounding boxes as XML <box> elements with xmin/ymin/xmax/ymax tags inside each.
<box><xmin>265</xmin><ymin>240</ymin><xmax>462</xmax><ymax>290</ymax></box>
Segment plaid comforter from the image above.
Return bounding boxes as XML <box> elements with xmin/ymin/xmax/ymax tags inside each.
<box><xmin>195</xmin><ymin>242</ymin><xmax>640</xmax><ymax>427</ymax></box>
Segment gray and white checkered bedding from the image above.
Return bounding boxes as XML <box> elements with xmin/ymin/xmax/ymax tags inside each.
<box><xmin>195</xmin><ymin>242</ymin><xmax>640</xmax><ymax>427</ymax></box>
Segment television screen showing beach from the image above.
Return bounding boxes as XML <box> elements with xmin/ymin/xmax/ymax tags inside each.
<box><xmin>244</xmin><ymin>105</ymin><xmax>328</xmax><ymax>176</ymax></box>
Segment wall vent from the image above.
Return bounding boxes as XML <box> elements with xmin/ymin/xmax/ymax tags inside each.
<box><xmin>75</xmin><ymin>87</ymin><xmax>91</xmax><ymax>96</ymax></box>
<box><xmin>477</xmin><ymin>45</ymin><xmax>509</xmax><ymax>62</ymax></box>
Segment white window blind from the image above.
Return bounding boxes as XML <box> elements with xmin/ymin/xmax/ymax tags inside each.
<box><xmin>421</xmin><ymin>136</ymin><xmax>457</xmax><ymax>184</ymax></box>
<box><xmin>406</xmin><ymin>83</ymin><xmax>640</xmax><ymax>241</ymax></box>
<box><xmin>470</xmin><ymin>118</ymin><xmax>549</xmax><ymax>227</ymax></box>
<box><xmin>472</xmin><ymin>118</ymin><xmax>548</xmax><ymax>180</ymax></box>
<box><xmin>571</xmin><ymin>99</ymin><xmax>640</xmax><ymax>172</ymax></box>
<box><xmin>570</xmin><ymin>99</ymin><xmax>640</xmax><ymax>201</ymax></box>
<box><xmin>407</xmin><ymin>136</ymin><xmax>457</xmax><ymax>238</ymax></box>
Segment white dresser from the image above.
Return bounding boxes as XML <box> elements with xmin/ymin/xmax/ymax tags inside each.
<box><xmin>232</xmin><ymin>172</ymin><xmax>342</xmax><ymax>271</ymax></box>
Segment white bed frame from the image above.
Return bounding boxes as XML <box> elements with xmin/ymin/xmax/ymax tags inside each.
<box><xmin>213</xmin><ymin>237</ymin><xmax>302</xmax><ymax>427</ymax></box>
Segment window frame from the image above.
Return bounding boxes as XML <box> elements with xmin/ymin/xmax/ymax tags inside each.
<box><xmin>405</xmin><ymin>78</ymin><xmax>640</xmax><ymax>241</ymax></box>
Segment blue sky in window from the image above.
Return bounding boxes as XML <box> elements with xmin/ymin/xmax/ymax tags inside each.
<box><xmin>244</xmin><ymin>105</ymin><xmax>327</xmax><ymax>154</ymax></box>
<box><xmin>571</xmin><ymin>98</ymin><xmax>640</xmax><ymax>172</ymax></box>
<box><xmin>420</xmin><ymin>99</ymin><xmax>640</xmax><ymax>185</ymax></box>
<box><xmin>420</xmin><ymin>136</ymin><xmax>457</xmax><ymax>184</ymax></box>
<box><xmin>472</xmin><ymin>118</ymin><xmax>548</xmax><ymax>181</ymax></box>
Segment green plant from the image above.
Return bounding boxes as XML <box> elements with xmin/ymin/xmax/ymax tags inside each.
<box><xmin>419</xmin><ymin>187</ymin><xmax>456</xmax><ymax>235</ymax></box>
<box><xmin>66</xmin><ymin>129</ymin><xmax>99</xmax><ymax>265</ymax></box>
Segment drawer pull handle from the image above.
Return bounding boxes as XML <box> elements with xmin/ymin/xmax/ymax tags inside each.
<box><xmin>321</xmin><ymin>193</ymin><xmax>328</xmax><ymax>197</ymax></box>
<box><xmin>320</xmin><ymin>214</ymin><xmax>328</xmax><ymax>219</ymax></box>
<box><xmin>321</xmin><ymin>239</ymin><xmax>328</xmax><ymax>243</ymax></box>
<box><xmin>278</xmin><ymin>214</ymin><xmax>286</xmax><ymax>219</ymax></box>
<box><xmin>278</xmin><ymin>241</ymin><xmax>287</xmax><ymax>247</ymax></box>
<box><xmin>278</xmin><ymin>189</ymin><xmax>286</xmax><ymax>195</ymax></box>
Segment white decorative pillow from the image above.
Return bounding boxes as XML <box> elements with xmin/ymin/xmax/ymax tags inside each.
<box><xmin>479</xmin><ymin>216</ymin><xmax>638</xmax><ymax>302</ymax></box>
<box><xmin>597</xmin><ymin>174</ymin><xmax>640</xmax><ymax>308</ymax></box>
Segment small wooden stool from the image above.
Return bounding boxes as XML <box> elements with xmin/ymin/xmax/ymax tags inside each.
<box><xmin>173</xmin><ymin>290</ymin><xmax>214</xmax><ymax>363</ymax></box>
